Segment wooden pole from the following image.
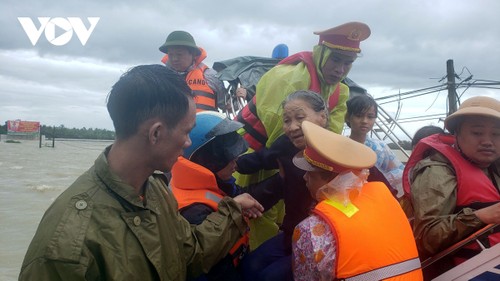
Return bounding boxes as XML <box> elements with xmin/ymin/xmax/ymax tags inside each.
<box><xmin>446</xmin><ymin>59</ymin><xmax>458</xmax><ymax>116</ymax></box>
<box><xmin>52</xmin><ymin>126</ymin><xmax>55</xmax><ymax>148</ymax></box>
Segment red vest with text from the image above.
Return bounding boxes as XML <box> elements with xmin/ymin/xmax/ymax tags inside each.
<box><xmin>236</xmin><ymin>51</ymin><xmax>340</xmax><ymax>150</ymax></box>
<box><xmin>170</xmin><ymin>157</ymin><xmax>249</xmax><ymax>266</ymax></box>
<box><xmin>313</xmin><ymin>182</ymin><xmax>423</xmax><ymax>280</ymax></box>
<box><xmin>403</xmin><ymin>134</ymin><xmax>500</xmax><ymax>252</ymax></box>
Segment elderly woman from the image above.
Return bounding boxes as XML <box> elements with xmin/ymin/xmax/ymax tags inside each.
<box><xmin>292</xmin><ymin>121</ymin><xmax>422</xmax><ymax>281</ymax></box>
<box><xmin>238</xmin><ymin>90</ymin><xmax>329</xmax><ymax>281</ymax></box>
<box><xmin>403</xmin><ymin>96</ymin><xmax>500</xmax><ymax>276</ymax></box>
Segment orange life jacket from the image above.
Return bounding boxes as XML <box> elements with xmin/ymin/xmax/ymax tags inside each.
<box><xmin>313</xmin><ymin>182</ymin><xmax>423</xmax><ymax>280</ymax></box>
<box><xmin>186</xmin><ymin>65</ymin><xmax>217</xmax><ymax>112</ymax></box>
<box><xmin>161</xmin><ymin>50</ymin><xmax>217</xmax><ymax>112</ymax></box>
<box><xmin>236</xmin><ymin>51</ymin><xmax>340</xmax><ymax>151</ymax></box>
<box><xmin>170</xmin><ymin>156</ymin><xmax>249</xmax><ymax>266</ymax></box>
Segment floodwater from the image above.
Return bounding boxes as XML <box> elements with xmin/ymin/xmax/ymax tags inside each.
<box><xmin>0</xmin><ymin>139</ymin><xmax>112</xmax><ymax>281</ymax></box>
<box><xmin>0</xmin><ymin>138</ymin><xmax>412</xmax><ymax>280</ymax></box>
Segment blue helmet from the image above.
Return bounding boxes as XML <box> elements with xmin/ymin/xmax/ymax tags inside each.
<box><xmin>184</xmin><ymin>111</ymin><xmax>248</xmax><ymax>161</ymax></box>
<box><xmin>271</xmin><ymin>43</ymin><xmax>289</xmax><ymax>59</ymax></box>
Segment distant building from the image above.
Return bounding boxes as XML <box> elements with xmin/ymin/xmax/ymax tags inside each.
<box><xmin>6</xmin><ymin>120</ymin><xmax>40</xmax><ymax>140</ymax></box>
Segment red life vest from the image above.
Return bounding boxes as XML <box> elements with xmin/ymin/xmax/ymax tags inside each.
<box><xmin>404</xmin><ymin>134</ymin><xmax>500</xmax><ymax>205</ymax></box>
<box><xmin>236</xmin><ymin>51</ymin><xmax>340</xmax><ymax>151</ymax></box>
<box><xmin>161</xmin><ymin>51</ymin><xmax>217</xmax><ymax>112</ymax></box>
<box><xmin>170</xmin><ymin>157</ymin><xmax>249</xmax><ymax>266</ymax></box>
<box><xmin>313</xmin><ymin>182</ymin><xmax>423</xmax><ymax>280</ymax></box>
<box><xmin>403</xmin><ymin>134</ymin><xmax>500</xmax><ymax>258</ymax></box>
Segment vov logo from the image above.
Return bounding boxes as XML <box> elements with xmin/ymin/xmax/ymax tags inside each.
<box><xmin>18</xmin><ymin>17</ymin><xmax>100</xmax><ymax>46</ymax></box>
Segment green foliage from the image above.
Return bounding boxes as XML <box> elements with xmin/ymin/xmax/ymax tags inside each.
<box><xmin>41</xmin><ymin>125</ymin><xmax>115</xmax><ymax>140</ymax></box>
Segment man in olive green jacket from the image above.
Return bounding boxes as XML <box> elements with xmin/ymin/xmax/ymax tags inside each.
<box><xmin>19</xmin><ymin>65</ymin><xmax>263</xmax><ymax>281</ymax></box>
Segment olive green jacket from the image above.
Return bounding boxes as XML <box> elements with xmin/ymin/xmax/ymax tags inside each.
<box><xmin>409</xmin><ymin>151</ymin><xmax>498</xmax><ymax>258</ymax></box>
<box><xmin>19</xmin><ymin>150</ymin><xmax>247</xmax><ymax>281</ymax></box>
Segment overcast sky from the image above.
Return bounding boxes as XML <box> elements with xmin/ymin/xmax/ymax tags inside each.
<box><xmin>1</xmin><ymin>0</ymin><xmax>499</xmax><ymax>138</ymax></box>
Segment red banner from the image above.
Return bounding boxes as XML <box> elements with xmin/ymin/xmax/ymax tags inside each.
<box><xmin>7</xmin><ymin>120</ymin><xmax>40</xmax><ymax>133</ymax></box>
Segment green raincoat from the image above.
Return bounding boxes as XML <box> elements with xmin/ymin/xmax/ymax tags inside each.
<box><xmin>236</xmin><ymin>45</ymin><xmax>350</xmax><ymax>249</ymax></box>
<box><xmin>256</xmin><ymin>44</ymin><xmax>349</xmax><ymax>147</ymax></box>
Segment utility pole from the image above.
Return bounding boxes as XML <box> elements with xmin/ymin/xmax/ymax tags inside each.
<box><xmin>446</xmin><ymin>59</ymin><xmax>458</xmax><ymax>116</ymax></box>
<box><xmin>52</xmin><ymin>126</ymin><xmax>55</xmax><ymax>148</ymax></box>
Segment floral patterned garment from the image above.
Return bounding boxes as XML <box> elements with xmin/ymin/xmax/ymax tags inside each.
<box><xmin>292</xmin><ymin>214</ymin><xmax>336</xmax><ymax>281</ymax></box>
<box><xmin>365</xmin><ymin>137</ymin><xmax>405</xmax><ymax>197</ymax></box>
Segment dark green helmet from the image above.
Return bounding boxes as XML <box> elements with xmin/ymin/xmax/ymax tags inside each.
<box><xmin>159</xmin><ymin>30</ymin><xmax>201</xmax><ymax>56</ymax></box>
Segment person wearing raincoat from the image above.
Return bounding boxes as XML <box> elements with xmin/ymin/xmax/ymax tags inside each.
<box><xmin>235</xmin><ymin>22</ymin><xmax>371</xmax><ymax>249</ymax></box>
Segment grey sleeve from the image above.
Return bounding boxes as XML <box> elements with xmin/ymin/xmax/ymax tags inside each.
<box><xmin>204</xmin><ymin>68</ymin><xmax>228</xmax><ymax>110</ymax></box>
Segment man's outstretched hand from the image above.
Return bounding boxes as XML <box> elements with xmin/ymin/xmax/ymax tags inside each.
<box><xmin>233</xmin><ymin>193</ymin><xmax>264</xmax><ymax>219</ymax></box>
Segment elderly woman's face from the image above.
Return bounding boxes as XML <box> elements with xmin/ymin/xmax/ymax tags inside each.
<box><xmin>282</xmin><ymin>99</ymin><xmax>327</xmax><ymax>149</ymax></box>
<box><xmin>456</xmin><ymin>116</ymin><xmax>500</xmax><ymax>168</ymax></box>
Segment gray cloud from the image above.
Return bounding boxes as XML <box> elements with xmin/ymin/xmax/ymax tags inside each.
<box><xmin>1</xmin><ymin>0</ymin><xmax>499</xmax><ymax>133</ymax></box>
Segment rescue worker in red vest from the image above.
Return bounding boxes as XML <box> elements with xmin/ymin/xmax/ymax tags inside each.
<box><xmin>159</xmin><ymin>30</ymin><xmax>227</xmax><ymax>112</ymax></box>
<box><xmin>170</xmin><ymin>111</ymin><xmax>254</xmax><ymax>281</ymax></box>
<box><xmin>403</xmin><ymin>96</ymin><xmax>500</xmax><ymax>278</ymax></box>
<box><xmin>234</xmin><ymin>22</ymin><xmax>372</xmax><ymax>250</ymax></box>
<box><xmin>236</xmin><ymin>21</ymin><xmax>370</xmax><ymax>151</ymax></box>
<box><xmin>292</xmin><ymin>121</ymin><xmax>423</xmax><ymax>281</ymax></box>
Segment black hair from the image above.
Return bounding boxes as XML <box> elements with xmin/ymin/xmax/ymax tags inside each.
<box><xmin>411</xmin><ymin>125</ymin><xmax>444</xmax><ymax>148</ymax></box>
<box><xmin>282</xmin><ymin>90</ymin><xmax>329</xmax><ymax>126</ymax></box>
<box><xmin>345</xmin><ymin>94</ymin><xmax>378</xmax><ymax>128</ymax></box>
<box><xmin>106</xmin><ymin>64</ymin><xmax>194</xmax><ymax>139</ymax></box>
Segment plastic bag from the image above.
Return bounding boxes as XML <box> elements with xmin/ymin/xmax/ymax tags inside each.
<box><xmin>317</xmin><ymin>169</ymin><xmax>370</xmax><ymax>206</ymax></box>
